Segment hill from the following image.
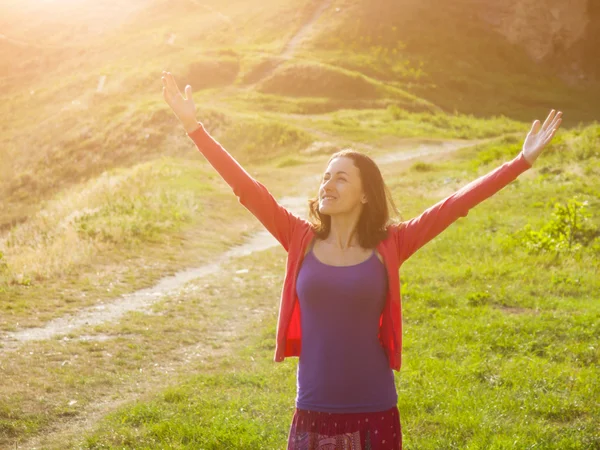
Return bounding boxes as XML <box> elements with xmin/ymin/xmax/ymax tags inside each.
<box><xmin>1</xmin><ymin>0</ymin><xmax>598</xmax><ymax>231</ymax></box>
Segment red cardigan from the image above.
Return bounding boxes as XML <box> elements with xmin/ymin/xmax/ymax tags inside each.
<box><xmin>187</xmin><ymin>123</ymin><xmax>532</xmax><ymax>371</ymax></box>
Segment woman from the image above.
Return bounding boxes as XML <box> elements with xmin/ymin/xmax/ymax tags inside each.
<box><xmin>162</xmin><ymin>71</ymin><xmax>562</xmax><ymax>449</ymax></box>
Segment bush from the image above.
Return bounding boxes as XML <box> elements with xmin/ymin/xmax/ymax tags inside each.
<box><xmin>515</xmin><ymin>196</ymin><xmax>599</xmax><ymax>255</ymax></box>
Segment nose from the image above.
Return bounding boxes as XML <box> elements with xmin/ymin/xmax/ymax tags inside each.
<box><xmin>321</xmin><ymin>188</ymin><xmax>333</xmax><ymax>197</ymax></box>
<box><xmin>322</xmin><ymin>178</ymin><xmax>335</xmax><ymax>190</ymax></box>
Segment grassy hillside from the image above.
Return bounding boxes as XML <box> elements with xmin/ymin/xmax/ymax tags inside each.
<box><xmin>0</xmin><ymin>0</ymin><xmax>599</xmax><ymax>447</ymax></box>
<box><xmin>2</xmin><ymin>0</ymin><xmax>599</xmax><ymax>233</ymax></box>
<box><xmin>300</xmin><ymin>0</ymin><xmax>600</xmax><ymax>122</ymax></box>
<box><xmin>82</xmin><ymin>127</ymin><xmax>599</xmax><ymax>449</ymax></box>
<box><xmin>1</xmin><ymin>124</ymin><xmax>596</xmax><ymax>448</ymax></box>
<box><xmin>0</xmin><ymin>0</ymin><xmax>322</xmax><ymax>230</ymax></box>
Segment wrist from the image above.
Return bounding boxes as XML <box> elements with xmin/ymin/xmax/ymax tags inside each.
<box><xmin>520</xmin><ymin>149</ymin><xmax>534</xmax><ymax>167</ymax></box>
<box><xmin>183</xmin><ymin>120</ymin><xmax>201</xmax><ymax>134</ymax></box>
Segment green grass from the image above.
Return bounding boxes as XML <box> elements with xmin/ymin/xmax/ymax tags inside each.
<box><xmin>2</xmin><ymin>120</ymin><xmax>598</xmax><ymax>449</ymax></box>
<box><xmin>2</xmin><ymin>0</ymin><xmax>600</xmax><ymax>447</ymax></box>
<box><xmin>76</xmin><ymin>125</ymin><xmax>599</xmax><ymax>449</ymax></box>
<box><xmin>320</xmin><ymin>106</ymin><xmax>530</xmax><ymax>141</ymax></box>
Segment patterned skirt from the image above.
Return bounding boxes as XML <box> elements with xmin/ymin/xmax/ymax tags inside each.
<box><xmin>287</xmin><ymin>405</ymin><xmax>402</xmax><ymax>450</ymax></box>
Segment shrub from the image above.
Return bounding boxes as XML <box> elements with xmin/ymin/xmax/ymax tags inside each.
<box><xmin>516</xmin><ymin>196</ymin><xmax>599</xmax><ymax>255</ymax></box>
<box><xmin>467</xmin><ymin>291</ymin><xmax>492</xmax><ymax>306</ymax></box>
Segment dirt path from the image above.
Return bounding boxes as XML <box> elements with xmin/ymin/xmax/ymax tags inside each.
<box><xmin>242</xmin><ymin>0</ymin><xmax>333</xmax><ymax>89</ymax></box>
<box><xmin>0</xmin><ymin>138</ymin><xmax>478</xmax><ymax>352</ymax></box>
<box><xmin>281</xmin><ymin>0</ymin><xmax>332</xmax><ymax>60</ymax></box>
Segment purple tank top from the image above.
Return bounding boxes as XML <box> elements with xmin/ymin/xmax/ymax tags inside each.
<box><xmin>295</xmin><ymin>241</ymin><xmax>398</xmax><ymax>413</ymax></box>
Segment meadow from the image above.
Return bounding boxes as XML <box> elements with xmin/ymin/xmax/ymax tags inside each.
<box><xmin>1</xmin><ymin>0</ymin><xmax>599</xmax><ymax>448</ymax></box>
<box><xmin>2</xmin><ymin>123</ymin><xmax>598</xmax><ymax>449</ymax></box>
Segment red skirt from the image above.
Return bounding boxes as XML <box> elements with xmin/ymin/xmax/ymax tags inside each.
<box><xmin>287</xmin><ymin>405</ymin><xmax>402</xmax><ymax>450</ymax></box>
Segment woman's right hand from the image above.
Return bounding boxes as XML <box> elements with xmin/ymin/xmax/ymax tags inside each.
<box><xmin>161</xmin><ymin>71</ymin><xmax>200</xmax><ymax>134</ymax></box>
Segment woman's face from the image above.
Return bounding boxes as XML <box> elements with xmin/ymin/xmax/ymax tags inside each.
<box><xmin>318</xmin><ymin>156</ymin><xmax>367</xmax><ymax>215</ymax></box>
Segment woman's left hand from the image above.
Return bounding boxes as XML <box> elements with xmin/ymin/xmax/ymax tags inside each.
<box><xmin>522</xmin><ymin>109</ymin><xmax>563</xmax><ymax>166</ymax></box>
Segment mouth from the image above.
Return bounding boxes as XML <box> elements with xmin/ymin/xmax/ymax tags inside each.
<box><xmin>321</xmin><ymin>196</ymin><xmax>336</xmax><ymax>201</ymax></box>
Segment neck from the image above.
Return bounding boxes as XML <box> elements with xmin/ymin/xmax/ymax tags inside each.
<box><xmin>326</xmin><ymin>211</ymin><xmax>362</xmax><ymax>250</ymax></box>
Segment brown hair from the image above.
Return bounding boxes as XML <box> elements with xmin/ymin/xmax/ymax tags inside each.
<box><xmin>307</xmin><ymin>149</ymin><xmax>403</xmax><ymax>249</ymax></box>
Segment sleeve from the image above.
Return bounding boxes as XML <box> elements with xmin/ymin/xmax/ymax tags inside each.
<box><xmin>187</xmin><ymin>122</ymin><xmax>304</xmax><ymax>253</ymax></box>
<box><xmin>392</xmin><ymin>150</ymin><xmax>533</xmax><ymax>263</ymax></box>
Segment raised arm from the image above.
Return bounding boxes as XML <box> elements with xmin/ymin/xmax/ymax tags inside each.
<box><xmin>392</xmin><ymin>151</ymin><xmax>532</xmax><ymax>263</ymax></box>
<box><xmin>187</xmin><ymin>124</ymin><xmax>303</xmax><ymax>251</ymax></box>
<box><xmin>162</xmin><ymin>71</ymin><xmax>303</xmax><ymax>252</ymax></box>
<box><xmin>392</xmin><ymin>109</ymin><xmax>563</xmax><ymax>263</ymax></box>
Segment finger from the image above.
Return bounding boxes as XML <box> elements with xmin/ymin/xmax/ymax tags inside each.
<box><xmin>163</xmin><ymin>72</ymin><xmax>176</xmax><ymax>95</ymax></box>
<box><xmin>162</xmin><ymin>86</ymin><xmax>172</xmax><ymax>104</ymax></box>
<box><xmin>544</xmin><ymin>127</ymin><xmax>558</xmax><ymax>145</ymax></box>
<box><xmin>185</xmin><ymin>85</ymin><xmax>192</xmax><ymax>100</ymax></box>
<box><xmin>549</xmin><ymin>113</ymin><xmax>562</xmax><ymax>130</ymax></box>
<box><xmin>162</xmin><ymin>80</ymin><xmax>173</xmax><ymax>102</ymax></box>
<box><xmin>544</xmin><ymin>118</ymin><xmax>562</xmax><ymax>139</ymax></box>
<box><xmin>166</xmin><ymin>72</ymin><xmax>177</xmax><ymax>95</ymax></box>
<box><xmin>542</xmin><ymin>109</ymin><xmax>556</xmax><ymax>131</ymax></box>
<box><xmin>552</xmin><ymin>118</ymin><xmax>562</xmax><ymax>133</ymax></box>
<box><xmin>529</xmin><ymin>120</ymin><xmax>541</xmax><ymax>135</ymax></box>
<box><xmin>163</xmin><ymin>74</ymin><xmax>176</xmax><ymax>96</ymax></box>
<box><xmin>167</xmin><ymin>72</ymin><xmax>183</xmax><ymax>97</ymax></box>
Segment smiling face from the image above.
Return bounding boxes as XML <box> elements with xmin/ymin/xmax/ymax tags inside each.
<box><xmin>318</xmin><ymin>156</ymin><xmax>367</xmax><ymax>215</ymax></box>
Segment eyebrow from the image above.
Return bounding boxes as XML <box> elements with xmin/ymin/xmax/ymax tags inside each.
<box><xmin>324</xmin><ymin>171</ymin><xmax>349</xmax><ymax>176</ymax></box>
